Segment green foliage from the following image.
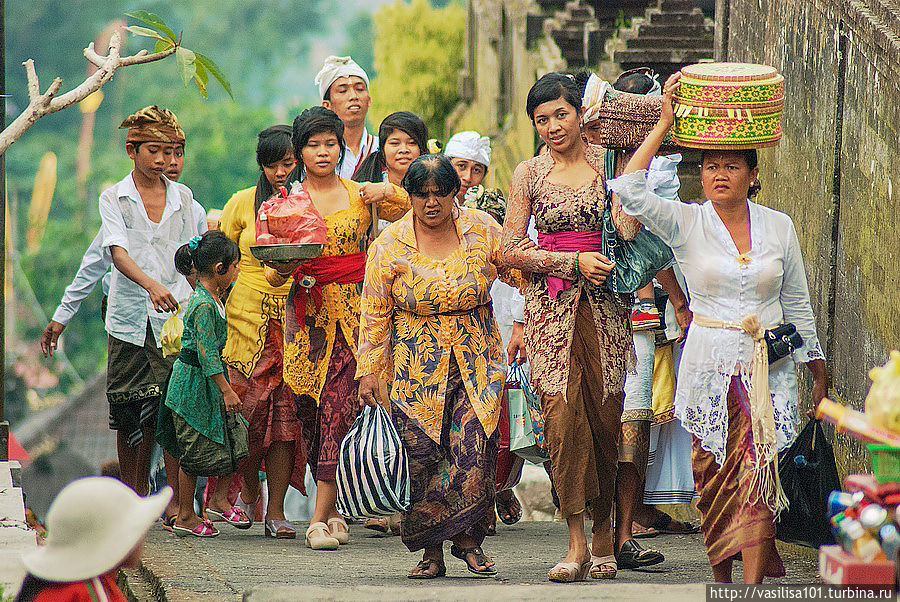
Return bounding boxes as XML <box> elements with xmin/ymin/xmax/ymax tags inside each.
<box><xmin>369</xmin><ymin>0</ymin><xmax>465</xmax><ymax>140</ymax></box>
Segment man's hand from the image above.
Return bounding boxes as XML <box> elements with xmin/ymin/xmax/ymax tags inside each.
<box><xmin>674</xmin><ymin>305</ymin><xmax>693</xmax><ymax>340</ymax></box>
<box><xmin>41</xmin><ymin>320</ymin><xmax>66</xmax><ymax>357</ymax></box>
<box><xmin>145</xmin><ymin>280</ymin><xmax>178</xmax><ymax>313</ymax></box>
<box><xmin>507</xmin><ymin>321</ymin><xmax>527</xmax><ymax>365</ymax></box>
<box><xmin>358</xmin><ymin>374</ymin><xmax>380</xmax><ymax>407</ymax></box>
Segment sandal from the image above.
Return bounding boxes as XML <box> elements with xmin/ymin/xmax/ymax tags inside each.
<box><xmin>304</xmin><ymin>521</ymin><xmax>339</xmax><ymax>549</ymax></box>
<box><xmin>407</xmin><ymin>558</ymin><xmax>446</xmax><ymax>579</ymax></box>
<box><xmin>647</xmin><ymin>511</ymin><xmax>700</xmax><ymax>535</ymax></box>
<box><xmin>632</xmin><ymin>521</ymin><xmax>659</xmax><ymax>538</ymax></box>
<box><xmin>450</xmin><ymin>545</ymin><xmax>497</xmax><ymax>577</ymax></box>
<box><xmin>327</xmin><ymin>517</ymin><xmax>350</xmax><ymax>545</ymax></box>
<box><xmin>548</xmin><ymin>558</ymin><xmax>591</xmax><ymax>582</ymax></box>
<box><xmin>495</xmin><ymin>490</ymin><xmax>522</xmax><ymax>525</ymax></box>
<box><xmin>265</xmin><ymin>518</ymin><xmax>297</xmax><ymax>539</ymax></box>
<box><xmin>364</xmin><ymin>517</ymin><xmax>390</xmax><ymax>534</ymax></box>
<box><xmin>234</xmin><ymin>492</ymin><xmax>259</xmax><ymax>527</ymax></box>
<box><xmin>161</xmin><ymin>515</ymin><xmax>176</xmax><ymax>532</ymax></box>
<box><xmin>173</xmin><ymin>518</ymin><xmax>219</xmax><ymax>538</ymax></box>
<box><xmin>206</xmin><ymin>506</ymin><xmax>252</xmax><ymax>529</ymax></box>
<box><xmin>615</xmin><ymin>538</ymin><xmax>665</xmax><ymax>569</ymax></box>
<box><xmin>590</xmin><ymin>555</ymin><xmax>617</xmax><ymax>579</ymax></box>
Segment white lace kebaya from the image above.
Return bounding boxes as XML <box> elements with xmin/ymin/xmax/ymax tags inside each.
<box><xmin>606</xmin><ymin>170</ymin><xmax>824</xmax><ymax>468</ymax></box>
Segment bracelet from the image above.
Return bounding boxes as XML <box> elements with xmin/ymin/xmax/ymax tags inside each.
<box><xmin>575</xmin><ymin>251</ymin><xmax>581</xmax><ymax>274</ymax></box>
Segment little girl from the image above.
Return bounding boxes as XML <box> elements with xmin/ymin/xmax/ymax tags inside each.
<box><xmin>163</xmin><ymin>231</ymin><xmax>249</xmax><ymax>537</ymax></box>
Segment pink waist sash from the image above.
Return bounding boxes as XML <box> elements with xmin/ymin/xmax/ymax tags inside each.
<box><xmin>537</xmin><ymin>230</ymin><xmax>604</xmax><ymax>298</ymax></box>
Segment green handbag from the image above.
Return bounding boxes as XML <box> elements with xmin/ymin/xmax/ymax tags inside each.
<box><xmin>601</xmin><ymin>149</ymin><xmax>674</xmax><ymax>294</ymax></box>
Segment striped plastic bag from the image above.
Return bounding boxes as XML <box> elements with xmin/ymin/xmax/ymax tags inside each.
<box><xmin>336</xmin><ymin>404</ymin><xmax>411</xmax><ymax>518</ymax></box>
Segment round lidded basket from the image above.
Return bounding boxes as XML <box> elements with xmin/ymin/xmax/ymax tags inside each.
<box><xmin>673</xmin><ymin>62</ymin><xmax>785</xmax><ymax>150</ymax></box>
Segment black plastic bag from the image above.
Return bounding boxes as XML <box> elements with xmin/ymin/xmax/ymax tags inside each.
<box><xmin>775</xmin><ymin>419</ymin><xmax>840</xmax><ymax>548</ymax></box>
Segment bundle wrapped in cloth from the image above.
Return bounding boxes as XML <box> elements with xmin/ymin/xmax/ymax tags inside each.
<box><xmin>251</xmin><ymin>183</ymin><xmax>327</xmax><ymax>261</ymax></box>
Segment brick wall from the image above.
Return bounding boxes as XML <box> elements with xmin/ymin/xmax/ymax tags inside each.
<box><xmin>720</xmin><ymin>0</ymin><xmax>900</xmax><ymax>475</ymax></box>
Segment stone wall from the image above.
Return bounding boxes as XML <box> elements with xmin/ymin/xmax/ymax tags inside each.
<box><xmin>718</xmin><ymin>0</ymin><xmax>900</xmax><ymax>475</ymax></box>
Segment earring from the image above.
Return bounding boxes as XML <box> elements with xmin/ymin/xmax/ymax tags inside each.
<box><xmin>451</xmin><ymin>204</ymin><xmax>460</xmax><ymax>219</ymax></box>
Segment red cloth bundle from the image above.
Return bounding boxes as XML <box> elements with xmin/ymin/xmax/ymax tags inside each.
<box><xmin>256</xmin><ymin>185</ymin><xmax>327</xmax><ymax>245</ymax></box>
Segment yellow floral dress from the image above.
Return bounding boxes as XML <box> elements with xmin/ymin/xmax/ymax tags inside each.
<box><xmin>356</xmin><ymin>207</ymin><xmax>523</xmax><ymax>443</ymax></box>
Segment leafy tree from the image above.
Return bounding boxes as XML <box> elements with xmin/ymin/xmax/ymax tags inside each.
<box><xmin>368</xmin><ymin>0</ymin><xmax>464</xmax><ymax>139</ymax></box>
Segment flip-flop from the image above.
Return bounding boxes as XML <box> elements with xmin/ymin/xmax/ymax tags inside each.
<box><xmin>407</xmin><ymin>558</ymin><xmax>446</xmax><ymax>579</ymax></box>
<box><xmin>648</xmin><ymin>511</ymin><xmax>700</xmax><ymax>535</ymax></box>
<box><xmin>495</xmin><ymin>490</ymin><xmax>522</xmax><ymax>525</ymax></box>
<box><xmin>615</xmin><ymin>538</ymin><xmax>664</xmax><ymax>569</ymax></box>
<box><xmin>161</xmin><ymin>515</ymin><xmax>176</xmax><ymax>532</ymax></box>
<box><xmin>632</xmin><ymin>522</ymin><xmax>659</xmax><ymax>538</ymax></box>
<box><xmin>206</xmin><ymin>506</ymin><xmax>252</xmax><ymax>529</ymax></box>
<box><xmin>450</xmin><ymin>545</ymin><xmax>497</xmax><ymax>577</ymax></box>
<box><xmin>172</xmin><ymin>518</ymin><xmax>219</xmax><ymax>538</ymax></box>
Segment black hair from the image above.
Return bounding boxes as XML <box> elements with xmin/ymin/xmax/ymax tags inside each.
<box><xmin>701</xmin><ymin>149</ymin><xmax>762</xmax><ymax>198</ymax></box>
<box><xmin>573</xmin><ymin>70</ymin><xmax>592</xmax><ymax>96</ymax></box>
<box><xmin>15</xmin><ymin>574</ymin><xmax>52</xmax><ymax>602</ymax></box>
<box><xmin>286</xmin><ymin>106</ymin><xmax>346</xmax><ymax>182</ymax></box>
<box><xmin>254</xmin><ymin>125</ymin><xmax>294</xmax><ymax>213</ymax></box>
<box><xmin>353</xmin><ymin>111</ymin><xmax>429</xmax><ymax>183</ymax></box>
<box><xmin>613</xmin><ymin>72</ymin><xmax>655</xmax><ymax>95</ymax></box>
<box><xmin>526</xmin><ymin>72</ymin><xmax>583</xmax><ymax>121</ymax></box>
<box><xmin>175</xmin><ymin>230</ymin><xmax>240</xmax><ymax>277</ymax></box>
<box><xmin>401</xmin><ymin>154</ymin><xmax>461</xmax><ymax>199</ymax></box>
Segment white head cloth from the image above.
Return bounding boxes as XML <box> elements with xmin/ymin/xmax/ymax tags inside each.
<box><xmin>581</xmin><ymin>73</ymin><xmax>611</xmax><ymax>125</ymax></box>
<box><xmin>444</xmin><ymin>131</ymin><xmax>491</xmax><ymax>168</ymax></box>
<box><xmin>315</xmin><ymin>55</ymin><xmax>370</xmax><ymax>100</ymax></box>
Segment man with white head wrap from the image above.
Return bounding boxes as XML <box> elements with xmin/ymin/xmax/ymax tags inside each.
<box><xmin>315</xmin><ymin>55</ymin><xmax>378</xmax><ymax>178</ymax></box>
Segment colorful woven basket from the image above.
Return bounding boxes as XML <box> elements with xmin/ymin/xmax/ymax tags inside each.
<box><xmin>673</xmin><ymin>63</ymin><xmax>784</xmax><ymax>150</ymax></box>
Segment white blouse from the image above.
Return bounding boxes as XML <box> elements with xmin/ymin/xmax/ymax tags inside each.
<box><xmin>607</xmin><ymin>170</ymin><xmax>824</xmax><ymax>466</ymax></box>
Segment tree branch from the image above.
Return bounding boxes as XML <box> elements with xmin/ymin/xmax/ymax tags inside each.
<box><xmin>24</xmin><ymin>60</ymin><xmax>40</xmax><ymax>103</ymax></box>
<box><xmin>0</xmin><ymin>30</ymin><xmax>178</xmax><ymax>156</ymax></box>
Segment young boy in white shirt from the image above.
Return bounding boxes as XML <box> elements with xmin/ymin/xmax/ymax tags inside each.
<box><xmin>99</xmin><ymin>106</ymin><xmax>206</xmax><ymax>495</ymax></box>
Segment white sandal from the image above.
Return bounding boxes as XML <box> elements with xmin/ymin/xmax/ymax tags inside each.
<box><xmin>547</xmin><ymin>559</ymin><xmax>591</xmax><ymax>582</ymax></box>
<box><xmin>305</xmin><ymin>521</ymin><xmax>339</xmax><ymax>550</ymax></box>
<box><xmin>234</xmin><ymin>492</ymin><xmax>258</xmax><ymax>528</ymax></box>
<box><xmin>327</xmin><ymin>517</ymin><xmax>350</xmax><ymax>545</ymax></box>
<box><xmin>590</xmin><ymin>554</ymin><xmax>617</xmax><ymax>579</ymax></box>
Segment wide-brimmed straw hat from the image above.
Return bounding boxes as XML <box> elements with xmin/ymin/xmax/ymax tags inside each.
<box><xmin>21</xmin><ymin>477</ymin><xmax>172</xmax><ymax>582</ymax></box>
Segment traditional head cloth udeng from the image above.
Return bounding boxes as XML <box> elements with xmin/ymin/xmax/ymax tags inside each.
<box><xmin>119</xmin><ymin>105</ymin><xmax>185</xmax><ymax>144</ymax></box>
<box><xmin>581</xmin><ymin>73</ymin><xmax>611</xmax><ymax>126</ymax></box>
<box><xmin>315</xmin><ymin>55</ymin><xmax>370</xmax><ymax>100</ymax></box>
<box><xmin>444</xmin><ymin>131</ymin><xmax>491</xmax><ymax>168</ymax></box>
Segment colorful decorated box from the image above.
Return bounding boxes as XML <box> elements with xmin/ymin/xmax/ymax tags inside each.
<box><xmin>673</xmin><ymin>62</ymin><xmax>784</xmax><ymax>150</ymax></box>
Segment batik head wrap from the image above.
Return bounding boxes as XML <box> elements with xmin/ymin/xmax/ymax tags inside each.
<box><xmin>444</xmin><ymin>131</ymin><xmax>491</xmax><ymax>168</ymax></box>
<box><xmin>314</xmin><ymin>56</ymin><xmax>370</xmax><ymax>100</ymax></box>
<box><xmin>119</xmin><ymin>105</ymin><xmax>185</xmax><ymax>144</ymax></box>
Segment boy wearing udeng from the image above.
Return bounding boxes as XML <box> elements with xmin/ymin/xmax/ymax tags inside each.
<box><xmin>99</xmin><ymin>106</ymin><xmax>206</xmax><ymax>495</ymax></box>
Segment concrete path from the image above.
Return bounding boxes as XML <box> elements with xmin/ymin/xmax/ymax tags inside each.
<box><xmin>134</xmin><ymin>520</ymin><xmax>819</xmax><ymax>601</ymax></box>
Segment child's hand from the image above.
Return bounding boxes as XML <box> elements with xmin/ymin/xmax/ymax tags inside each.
<box><xmin>223</xmin><ymin>388</ymin><xmax>242</xmax><ymax>413</ymax></box>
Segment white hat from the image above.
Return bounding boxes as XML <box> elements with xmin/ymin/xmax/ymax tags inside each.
<box><xmin>581</xmin><ymin>73</ymin><xmax>611</xmax><ymax>125</ymax></box>
<box><xmin>314</xmin><ymin>55</ymin><xmax>370</xmax><ymax>100</ymax></box>
<box><xmin>444</xmin><ymin>131</ymin><xmax>491</xmax><ymax>168</ymax></box>
<box><xmin>21</xmin><ymin>477</ymin><xmax>172</xmax><ymax>582</ymax></box>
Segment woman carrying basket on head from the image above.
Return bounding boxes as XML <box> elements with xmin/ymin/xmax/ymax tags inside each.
<box><xmin>357</xmin><ymin>154</ymin><xmax>524</xmax><ymax>579</ymax></box>
<box><xmin>605</xmin><ymin>72</ymin><xmax>827</xmax><ymax>584</ymax></box>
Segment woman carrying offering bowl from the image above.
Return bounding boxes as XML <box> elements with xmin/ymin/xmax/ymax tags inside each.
<box><xmin>606</xmin><ymin>72</ymin><xmax>827</xmax><ymax>584</ymax></box>
<box><xmin>263</xmin><ymin>106</ymin><xmax>409</xmax><ymax>550</ymax></box>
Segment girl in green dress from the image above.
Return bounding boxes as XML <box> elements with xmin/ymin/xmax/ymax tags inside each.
<box><xmin>164</xmin><ymin>231</ymin><xmax>245</xmax><ymax>537</ymax></box>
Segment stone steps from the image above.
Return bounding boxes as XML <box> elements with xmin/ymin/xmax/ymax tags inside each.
<box><xmin>647</xmin><ymin>8</ymin><xmax>708</xmax><ymax>26</ymax></box>
<box><xmin>624</xmin><ymin>36</ymin><xmax>708</xmax><ymax>49</ymax></box>
<box><xmin>636</xmin><ymin>22</ymin><xmax>714</xmax><ymax>38</ymax></box>
<box><xmin>0</xmin><ymin>462</ymin><xmax>35</xmax><ymax>595</ymax></box>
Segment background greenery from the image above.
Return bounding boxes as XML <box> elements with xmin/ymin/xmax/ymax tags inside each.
<box><xmin>4</xmin><ymin>0</ymin><xmax>464</xmax><ymax>420</ymax></box>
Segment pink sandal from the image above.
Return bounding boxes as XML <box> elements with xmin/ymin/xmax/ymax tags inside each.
<box><xmin>173</xmin><ymin>518</ymin><xmax>219</xmax><ymax>538</ymax></box>
<box><xmin>206</xmin><ymin>506</ymin><xmax>252</xmax><ymax>529</ymax></box>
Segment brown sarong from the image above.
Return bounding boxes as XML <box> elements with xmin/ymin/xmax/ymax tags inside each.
<box><xmin>692</xmin><ymin>375</ymin><xmax>785</xmax><ymax>577</ymax></box>
<box><xmin>540</xmin><ymin>296</ymin><xmax>624</xmax><ymax>549</ymax></box>
<box><xmin>228</xmin><ymin>320</ymin><xmax>306</xmax><ymax>494</ymax></box>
